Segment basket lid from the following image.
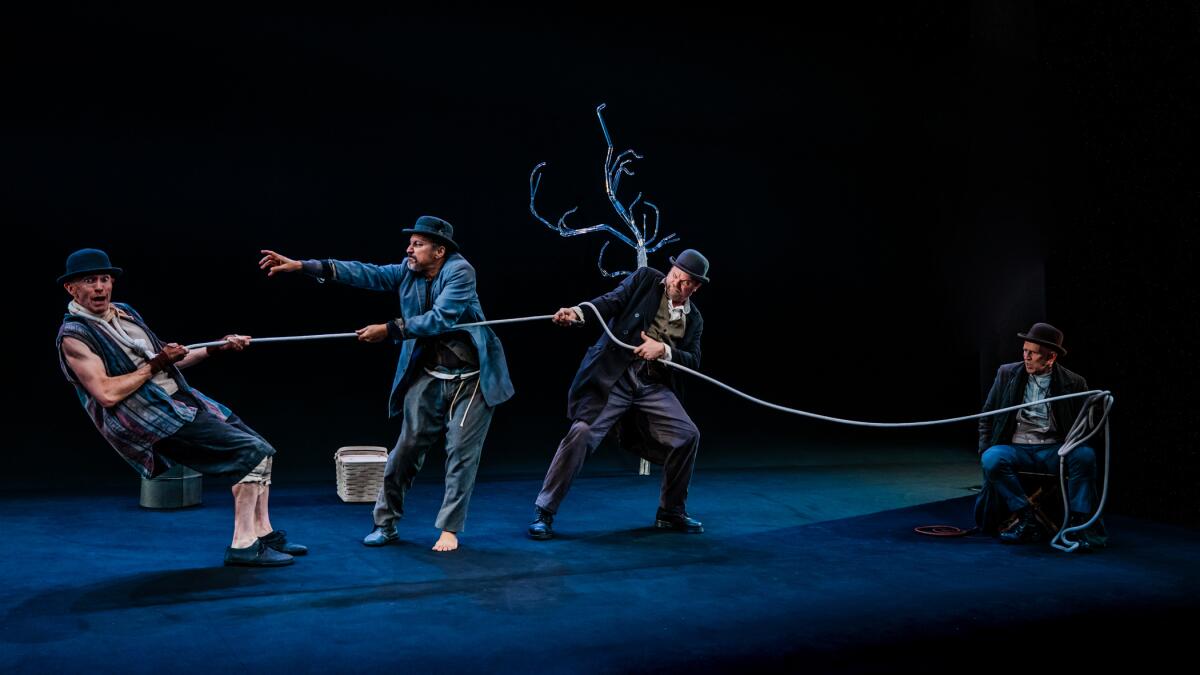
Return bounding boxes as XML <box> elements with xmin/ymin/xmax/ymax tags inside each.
<box><xmin>339</xmin><ymin>455</ymin><xmax>388</xmax><ymax>464</ymax></box>
<box><xmin>335</xmin><ymin>445</ymin><xmax>388</xmax><ymax>458</ymax></box>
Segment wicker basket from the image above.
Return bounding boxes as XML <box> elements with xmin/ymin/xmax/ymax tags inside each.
<box><xmin>335</xmin><ymin>446</ymin><xmax>389</xmax><ymax>503</ymax></box>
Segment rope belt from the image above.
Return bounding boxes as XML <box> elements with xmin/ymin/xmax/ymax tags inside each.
<box><xmin>424</xmin><ymin>368</ymin><xmax>481</xmax><ymax>427</ymax></box>
<box><xmin>424</xmin><ymin>368</ymin><xmax>480</xmax><ymax>382</ymax></box>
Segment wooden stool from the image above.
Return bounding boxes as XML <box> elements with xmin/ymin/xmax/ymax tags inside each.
<box><xmin>1003</xmin><ymin>471</ymin><xmax>1064</xmax><ymax>535</ymax></box>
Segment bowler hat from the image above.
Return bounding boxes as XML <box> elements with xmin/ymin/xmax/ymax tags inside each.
<box><xmin>668</xmin><ymin>249</ymin><xmax>710</xmax><ymax>284</ymax></box>
<box><xmin>1018</xmin><ymin>322</ymin><xmax>1067</xmax><ymax>356</ymax></box>
<box><xmin>402</xmin><ymin>215</ymin><xmax>459</xmax><ymax>251</ymax></box>
<box><xmin>58</xmin><ymin>248</ymin><xmax>123</xmax><ymax>285</ymax></box>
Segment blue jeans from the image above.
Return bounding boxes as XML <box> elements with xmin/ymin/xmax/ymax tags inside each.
<box><xmin>974</xmin><ymin>443</ymin><xmax>1097</xmax><ymax>532</ymax></box>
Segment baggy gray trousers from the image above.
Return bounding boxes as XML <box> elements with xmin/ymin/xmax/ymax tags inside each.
<box><xmin>372</xmin><ymin>370</ymin><xmax>494</xmax><ymax>532</ymax></box>
<box><xmin>536</xmin><ymin>366</ymin><xmax>700</xmax><ymax>517</ymax></box>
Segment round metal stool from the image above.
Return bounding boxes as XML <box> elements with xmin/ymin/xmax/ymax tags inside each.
<box><xmin>139</xmin><ymin>465</ymin><xmax>203</xmax><ymax>509</ymax></box>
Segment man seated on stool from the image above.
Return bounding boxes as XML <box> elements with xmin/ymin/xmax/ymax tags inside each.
<box><xmin>975</xmin><ymin>322</ymin><xmax>1106</xmax><ymax>548</ymax></box>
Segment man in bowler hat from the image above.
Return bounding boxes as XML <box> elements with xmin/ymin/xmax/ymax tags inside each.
<box><xmin>260</xmin><ymin>215</ymin><xmax>513</xmax><ymax>552</ymax></box>
<box><xmin>975</xmin><ymin>322</ymin><xmax>1105</xmax><ymax>547</ymax></box>
<box><xmin>528</xmin><ymin>249</ymin><xmax>710</xmax><ymax>539</ymax></box>
<box><xmin>56</xmin><ymin>248</ymin><xmax>306</xmax><ymax>567</ymax></box>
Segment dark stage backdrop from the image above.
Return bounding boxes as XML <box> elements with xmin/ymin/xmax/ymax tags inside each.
<box><xmin>6</xmin><ymin>5</ymin><xmax>1196</xmax><ymax>524</ymax></box>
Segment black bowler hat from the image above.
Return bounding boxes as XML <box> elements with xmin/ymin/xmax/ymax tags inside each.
<box><xmin>1018</xmin><ymin>322</ymin><xmax>1067</xmax><ymax>356</ymax></box>
<box><xmin>402</xmin><ymin>215</ymin><xmax>459</xmax><ymax>251</ymax></box>
<box><xmin>58</xmin><ymin>248</ymin><xmax>123</xmax><ymax>284</ymax></box>
<box><xmin>668</xmin><ymin>249</ymin><xmax>710</xmax><ymax>284</ymax></box>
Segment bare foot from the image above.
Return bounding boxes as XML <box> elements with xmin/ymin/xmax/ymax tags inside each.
<box><xmin>432</xmin><ymin>531</ymin><xmax>458</xmax><ymax>552</ymax></box>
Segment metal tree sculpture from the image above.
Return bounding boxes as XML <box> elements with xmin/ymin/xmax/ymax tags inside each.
<box><xmin>530</xmin><ymin>103</ymin><xmax>680</xmax><ymax>277</ymax></box>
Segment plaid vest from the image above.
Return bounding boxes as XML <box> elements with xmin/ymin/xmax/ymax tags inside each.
<box><xmin>56</xmin><ymin>303</ymin><xmax>230</xmax><ymax>478</ymax></box>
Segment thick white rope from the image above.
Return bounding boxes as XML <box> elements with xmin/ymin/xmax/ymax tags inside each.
<box><xmin>186</xmin><ymin>333</ymin><xmax>356</xmax><ymax>349</ymax></box>
<box><xmin>183</xmin><ymin>315</ymin><xmax>555</xmax><ymax>350</ymax></box>
<box><xmin>1049</xmin><ymin>392</ymin><xmax>1114</xmax><ymax>552</ymax></box>
<box><xmin>577</xmin><ymin>302</ymin><xmax>1113</xmax><ymax>429</ymax></box>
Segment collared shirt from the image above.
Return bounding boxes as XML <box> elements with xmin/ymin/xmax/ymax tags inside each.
<box><xmin>660</xmin><ymin>278</ymin><xmax>692</xmax><ymax>323</ymax></box>
<box><xmin>1013</xmin><ymin>370</ymin><xmax>1058</xmax><ymax>444</ymax></box>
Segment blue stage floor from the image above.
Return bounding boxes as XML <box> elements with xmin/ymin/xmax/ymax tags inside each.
<box><xmin>2</xmin><ymin>462</ymin><xmax>1196</xmax><ymax>673</ymax></box>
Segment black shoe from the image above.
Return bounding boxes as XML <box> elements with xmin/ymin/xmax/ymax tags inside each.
<box><xmin>655</xmin><ymin>511</ymin><xmax>703</xmax><ymax>533</ymax></box>
<box><xmin>528</xmin><ymin>507</ymin><xmax>554</xmax><ymax>540</ymax></box>
<box><xmin>261</xmin><ymin>530</ymin><xmax>308</xmax><ymax>556</ymax></box>
<box><xmin>999</xmin><ymin>508</ymin><xmax>1044</xmax><ymax>545</ymax></box>
<box><xmin>224</xmin><ymin>539</ymin><xmax>294</xmax><ymax>567</ymax></box>
<box><xmin>1065</xmin><ymin>512</ymin><xmax>1108</xmax><ymax>551</ymax></box>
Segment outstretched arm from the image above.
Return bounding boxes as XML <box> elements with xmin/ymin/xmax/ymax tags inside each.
<box><xmin>261</xmin><ymin>249</ymin><xmax>406</xmax><ymax>291</ymax></box>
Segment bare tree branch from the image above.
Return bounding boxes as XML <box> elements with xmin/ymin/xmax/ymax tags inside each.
<box><xmin>643</xmin><ymin>201</ymin><xmax>659</xmax><ymax>242</ymax></box>
<box><xmin>597</xmin><ymin>241</ymin><xmax>634</xmax><ymax>278</ymax></box>
<box><xmin>529</xmin><ymin>104</ymin><xmax>681</xmax><ymax>277</ymax></box>
<box><xmin>646</xmin><ymin>233</ymin><xmax>680</xmax><ymax>253</ymax></box>
<box><xmin>530</xmin><ymin>162</ymin><xmax>636</xmax><ymax>248</ymax></box>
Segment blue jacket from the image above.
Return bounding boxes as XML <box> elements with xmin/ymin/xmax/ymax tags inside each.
<box><xmin>327</xmin><ymin>253</ymin><xmax>514</xmax><ymax>417</ymax></box>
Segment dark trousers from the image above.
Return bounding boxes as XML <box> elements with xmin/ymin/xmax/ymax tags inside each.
<box><xmin>154</xmin><ymin>391</ymin><xmax>274</xmax><ymax>482</ymax></box>
<box><xmin>536</xmin><ymin>368</ymin><xmax>700</xmax><ymax>517</ymax></box>
<box><xmin>372</xmin><ymin>372</ymin><xmax>494</xmax><ymax>533</ymax></box>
